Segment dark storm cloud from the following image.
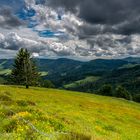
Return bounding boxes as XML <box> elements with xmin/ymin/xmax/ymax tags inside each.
<box><xmin>0</xmin><ymin>7</ymin><xmax>24</xmax><ymax>29</ymax></box>
<box><xmin>48</xmin><ymin>0</ymin><xmax>140</xmax><ymax>35</ymax></box>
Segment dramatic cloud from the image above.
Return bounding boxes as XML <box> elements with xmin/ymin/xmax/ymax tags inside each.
<box><xmin>0</xmin><ymin>32</ymin><xmax>140</xmax><ymax>59</ymax></box>
<box><xmin>0</xmin><ymin>32</ymin><xmax>88</xmax><ymax>57</ymax></box>
<box><xmin>0</xmin><ymin>0</ymin><xmax>140</xmax><ymax>59</ymax></box>
<box><xmin>48</xmin><ymin>0</ymin><xmax>140</xmax><ymax>35</ymax></box>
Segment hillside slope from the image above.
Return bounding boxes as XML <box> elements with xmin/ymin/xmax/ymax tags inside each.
<box><xmin>66</xmin><ymin>65</ymin><xmax>140</xmax><ymax>95</ymax></box>
<box><xmin>0</xmin><ymin>86</ymin><xmax>140</xmax><ymax>140</ymax></box>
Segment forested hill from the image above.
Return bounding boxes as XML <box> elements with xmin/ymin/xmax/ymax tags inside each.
<box><xmin>0</xmin><ymin>57</ymin><xmax>140</xmax><ymax>98</ymax></box>
<box><xmin>0</xmin><ymin>57</ymin><xmax>140</xmax><ymax>84</ymax></box>
<box><xmin>0</xmin><ymin>57</ymin><xmax>139</xmax><ymax>79</ymax></box>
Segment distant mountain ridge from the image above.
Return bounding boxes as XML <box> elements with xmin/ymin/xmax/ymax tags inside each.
<box><xmin>123</xmin><ymin>57</ymin><xmax>140</xmax><ymax>63</ymax></box>
<box><xmin>0</xmin><ymin>57</ymin><xmax>140</xmax><ymax>92</ymax></box>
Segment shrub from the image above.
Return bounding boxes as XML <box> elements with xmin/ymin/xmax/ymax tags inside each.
<box><xmin>133</xmin><ymin>94</ymin><xmax>140</xmax><ymax>103</ymax></box>
<box><xmin>98</xmin><ymin>84</ymin><xmax>113</xmax><ymax>96</ymax></box>
<box><xmin>41</xmin><ymin>80</ymin><xmax>55</xmax><ymax>88</ymax></box>
<box><xmin>115</xmin><ymin>85</ymin><xmax>131</xmax><ymax>100</ymax></box>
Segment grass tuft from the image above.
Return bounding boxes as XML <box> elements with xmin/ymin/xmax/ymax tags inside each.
<box><xmin>0</xmin><ymin>95</ymin><xmax>12</xmax><ymax>102</ymax></box>
<box><xmin>16</xmin><ymin>100</ymin><xmax>36</xmax><ymax>106</ymax></box>
<box><xmin>58</xmin><ymin>132</ymin><xmax>92</xmax><ymax>140</ymax></box>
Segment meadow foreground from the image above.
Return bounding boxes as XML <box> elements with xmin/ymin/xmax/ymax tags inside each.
<box><xmin>0</xmin><ymin>85</ymin><xmax>140</xmax><ymax>140</ymax></box>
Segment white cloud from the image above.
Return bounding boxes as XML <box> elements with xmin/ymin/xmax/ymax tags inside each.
<box><xmin>1</xmin><ymin>30</ymin><xmax>140</xmax><ymax>59</ymax></box>
<box><xmin>27</xmin><ymin>3</ymin><xmax>83</xmax><ymax>37</ymax></box>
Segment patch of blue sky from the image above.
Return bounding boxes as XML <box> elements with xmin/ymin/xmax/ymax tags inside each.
<box><xmin>37</xmin><ymin>30</ymin><xmax>65</xmax><ymax>38</ymax></box>
<box><xmin>16</xmin><ymin>7</ymin><xmax>38</xmax><ymax>29</ymax></box>
<box><xmin>57</xmin><ymin>15</ymin><xmax>62</xmax><ymax>20</ymax></box>
<box><xmin>28</xmin><ymin>20</ymin><xmax>39</xmax><ymax>28</ymax></box>
<box><xmin>16</xmin><ymin>8</ymin><xmax>36</xmax><ymax>20</ymax></box>
<box><xmin>35</xmin><ymin>0</ymin><xmax>46</xmax><ymax>5</ymax></box>
<box><xmin>0</xmin><ymin>0</ymin><xmax>24</xmax><ymax>12</ymax></box>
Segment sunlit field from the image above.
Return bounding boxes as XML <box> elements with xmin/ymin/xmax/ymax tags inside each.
<box><xmin>0</xmin><ymin>85</ymin><xmax>140</xmax><ymax>140</ymax></box>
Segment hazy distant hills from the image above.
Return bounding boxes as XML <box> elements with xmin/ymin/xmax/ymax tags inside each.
<box><xmin>123</xmin><ymin>57</ymin><xmax>140</xmax><ymax>63</ymax></box>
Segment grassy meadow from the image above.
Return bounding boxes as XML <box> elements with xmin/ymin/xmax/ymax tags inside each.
<box><xmin>64</xmin><ymin>76</ymin><xmax>100</xmax><ymax>89</ymax></box>
<box><xmin>0</xmin><ymin>69</ymin><xmax>11</xmax><ymax>76</ymax></box>
<box><xmin>0</xmin><ymin>85</ymin><xmax>140</xmax><ymax>140</ymax></box>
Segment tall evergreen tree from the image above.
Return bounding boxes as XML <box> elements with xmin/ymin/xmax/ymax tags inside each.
<box><xmin>11</xmin><ymin>48</ymin><xmax>40</xmax><ymax>88</ymax></box>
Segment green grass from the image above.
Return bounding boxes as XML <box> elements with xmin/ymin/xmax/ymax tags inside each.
<box><xmin>40</xmin><ymin>71</ymin><xmax>48</xmax><ymax>76</ymax></box>
<box><xmin>0</xmin><ymin>69</ymin><xmax>48</xmax><ymax>77</ymax></box>
<box><xmin>0</xmin><ymin>85</ymin><xmax>140</xmax><ymax>140</ymax></box>
<box><xmin>0</xmin><ymin>69</ymin><xmax>11</xmax><ymax>76</ymax></box>
<box><xmin>64</xmin><ymin>76</ymin><xmax>100</xmax><ymax>89</ymax></box>
<box><xmin>119</xmin><ymin>64</ymin><xmax>140</xmax><ymax>69</ymax></box>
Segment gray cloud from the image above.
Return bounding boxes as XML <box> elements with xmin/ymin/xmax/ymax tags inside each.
<box><xmin>0</xmin><ymin>31</ymin><xmax>140</xmax><ymax>59</ymax></box>
<box><xmin>0</xmin><ymin>7</ymin><xmax>24</xmax><ymax>29</ymax></box>
<box><xmin>0</xmin><ymin>48</ymin><xmax>16</xmax><ymax>59</ymax></box>
<box><xmin>48</xmin><ymin>0</ymin><xmax>140</xmax><ymax>35</ymax></box>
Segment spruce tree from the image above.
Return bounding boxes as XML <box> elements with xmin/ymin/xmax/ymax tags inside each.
<box><xmin>11</xmin><ymin>48</ymin><xmax>40</xmax><ymax>88</ymax></box>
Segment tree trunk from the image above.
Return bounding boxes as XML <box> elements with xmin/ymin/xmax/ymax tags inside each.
<box><xmin>26</xmin><ymin>85</ymin><xmax>29</xmax><ymax>89</ymax></box>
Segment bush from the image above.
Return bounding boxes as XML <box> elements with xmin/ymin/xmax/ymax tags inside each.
<box><xmin>98</xmin><ymin>84</ymin><xmax>113</xmax><ymax>96</ymax></box>
<box><xmin>133</xmin><ymin>94</ymin><xmax>140</xmax><ymax>103</ymax></box>
<box><xmin>115</xmin><ymin>85</ymin><xmax>131</xmax><ymax>100</ymax></box>
<box><xmin>41</xmin><ymin>80</ymin><xmax>55</xmax><ymax>88</ymax></box>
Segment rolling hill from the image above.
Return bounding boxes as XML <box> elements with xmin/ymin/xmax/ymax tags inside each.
<box><xmin>65</xmin><ymin>64</ymin><xmax>140</xmax><ymax>96</ymax></box>
<box><xmin>0</xmin><ymin>85</ymin><xmax>140</xmax><ymax>140</ymax></box>
<box><xmin>99</xmin><ymin>65</ymin><xmax>140</xmax><ymax>93</ymax></box>
<box><xmin>0</xmin><ymin>57</ymin><xmax>138</xmax><ymax>85</ymax></box>
<box><xmin>0</xmin><ymin>57</ymin><xmax>140</xmax><ymax>96</ymax></box>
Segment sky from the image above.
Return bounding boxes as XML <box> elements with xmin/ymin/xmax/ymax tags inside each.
<box><xmin>0</xmin><ymin>0</ymin><xmax>140</xmax><ymax>60</ymax></box>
